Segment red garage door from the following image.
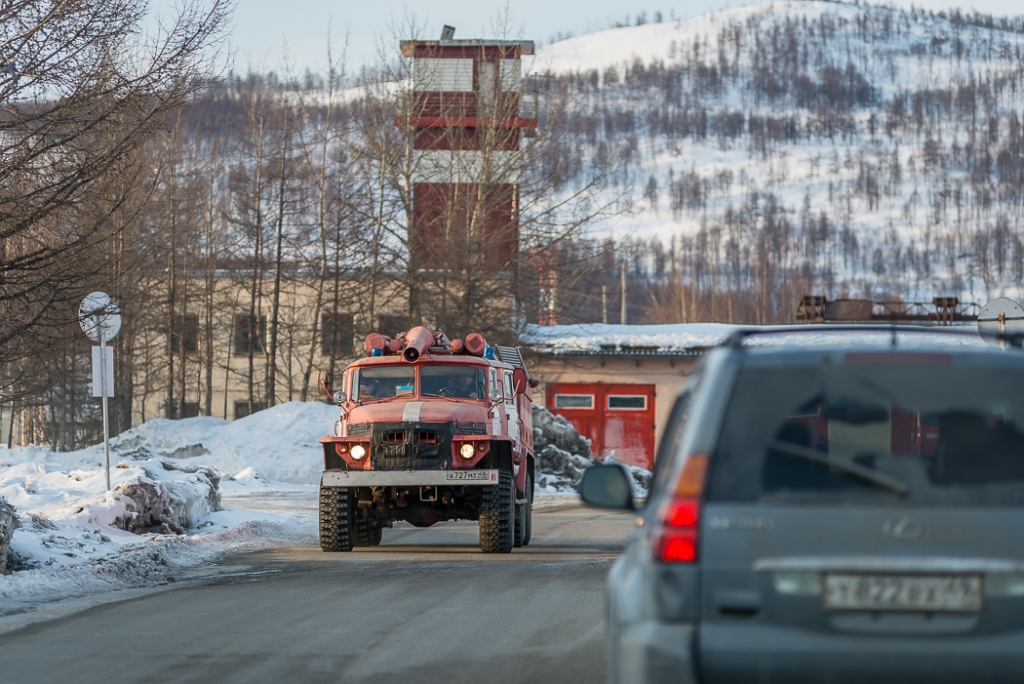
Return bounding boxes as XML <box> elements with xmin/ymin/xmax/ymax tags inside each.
<box><xmin>546</xmin><ymin>383</ymin><xmax>656</xmax><ymax>469</ymax></box>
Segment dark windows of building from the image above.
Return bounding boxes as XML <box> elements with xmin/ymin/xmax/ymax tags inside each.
<box><xmin>233</xmin><ymin>314</ymin><xmax>267</xmax><ymax>355</ymax></box>
<box><xmin>608</xmin><ymin>395</ymin><xmax>647</xmax><ymax>410</ymax></box>
<box><xmin>378</xmin><ymin>313</ymin><xmax>410</xmax><ymax>336</ymax></box>
<box><xmin>234</xmin><ymin>401</ymin><xmax>267</xmax><ymax>420</ymax></box>
<box><xmin>166</xmin><ymin>400</ymin><xmax>200</xmax><ymax>419</ymax></box>
<box><xmin>321</xmin><ymin>312</ymin><xmax>354</xmax><ymax>357</ymax></box>
<box><xmin>168</xmin><ymin>314</ymin><xmax>199</xmax><ymax>355</ymax></box>
<box><xmin>554</xmin><ymin>394</ymin><xmax>594</xmax><ymax>409</ymax></box>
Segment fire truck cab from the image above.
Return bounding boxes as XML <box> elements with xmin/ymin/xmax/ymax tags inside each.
<box><xmin>318</xmin><ymin>326</ymin><xmax>536</xmax><ymax>553</ymax></box>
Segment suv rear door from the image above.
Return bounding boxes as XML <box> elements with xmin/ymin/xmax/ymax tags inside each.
<box><xmin>697</xmin><ymin>351</ymin><xmax>1024</xmax><ymax>684</ymax></box>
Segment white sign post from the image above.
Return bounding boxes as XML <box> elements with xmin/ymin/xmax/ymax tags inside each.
<box><xmin>79</xmin><ymin>292</ymin><xmax>122</xmax><ymax>491</ymax></box>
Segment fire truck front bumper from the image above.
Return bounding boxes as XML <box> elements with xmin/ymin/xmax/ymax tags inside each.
<box><xmin>321</xmin><ymin>469</ymin><xmax>501</xmax><ymax>487</ymax></box>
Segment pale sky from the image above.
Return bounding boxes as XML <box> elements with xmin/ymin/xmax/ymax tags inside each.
<box><xmin>211</xmin><ymin>0</ymin><xmax>1024</xmax><ymax>75</ymax></box>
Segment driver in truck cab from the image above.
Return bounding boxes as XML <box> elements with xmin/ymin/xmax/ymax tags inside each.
<box><xmin>358</xmin><ymin>378</ymin><xmax>378</xmax><ymax>400</ymax></box>
<box><xmin>457</xmin><ymin>372</ymin><xmax>479</xmax><ymax>400</ymax></box>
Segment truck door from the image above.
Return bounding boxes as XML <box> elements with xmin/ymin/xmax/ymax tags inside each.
<box><xmin>488</xmin><ymin>368</ymin><xmax>503</xmax><ymax>436</ymax></box>
<box><xmin>503</xmin><ymin>370</ymin><xmax>519</xmax><ymax>449</ymax></box>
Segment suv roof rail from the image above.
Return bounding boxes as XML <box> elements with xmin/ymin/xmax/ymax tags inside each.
<box><xmin>723</xmin><ymin>324</ymin><xmax>1024</xmax><ymax>350</ymax></box>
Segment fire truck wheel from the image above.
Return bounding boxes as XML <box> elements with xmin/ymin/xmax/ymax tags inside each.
<box><xmin>479</xmin><ymin>468</ymin><xmax>515</xmax><ymax>553</ymax></box>
<box><xmin>522</xmin><ymin>473</ymin><xmax>533</xmax><ymax>546</ymax></box>
<box><xmin>353</xmin><ymin>512</ymin><xmax>383</xmax><ymax>547</ymax></box>
<box><xmin>319</xmin><ymin>485</ymin><xmax>354</xmax><ymax>552</ymax></box>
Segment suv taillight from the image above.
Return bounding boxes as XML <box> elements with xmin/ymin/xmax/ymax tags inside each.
<box><xmin>653</xmin><ymin>454</ymin><xmax>708</xmax><ymax>564</ymax></box>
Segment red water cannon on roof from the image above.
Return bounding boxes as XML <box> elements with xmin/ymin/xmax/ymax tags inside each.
<box><xmin>363</xmin><ymin>326</ymin><xmax>489</xmax><ymax>360</ymax></box>
<box><xmin>401</xmin><ymin>326</ymin><xmax>435</xmax><ymax>362</ymax></box>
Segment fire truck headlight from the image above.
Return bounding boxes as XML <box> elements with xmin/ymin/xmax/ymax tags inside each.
<box><xmin>459</xmin><ymin>443</ymin><xmax>476</xmax><ymax>459</ymax></box>
<box><xmin>350</xmin><ymin>445</ymin><xmax>367</xmax><ymax>460</ymax></box>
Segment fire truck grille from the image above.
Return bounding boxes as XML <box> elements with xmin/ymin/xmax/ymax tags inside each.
<box><xmin>369</xmin><ymin>423</ymin><xmax>453</xmax><ymax>470</ymax></box>
<box><xmin>455</xmin><ymin>421</ymin><xmax>487</xmax><ymax>435</ymax></box>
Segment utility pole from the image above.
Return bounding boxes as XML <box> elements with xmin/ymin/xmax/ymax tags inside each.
<box><xmin>620</xmin><ymin>262</ymin><xmax>627</xmax><ymax>325</ymax></box>
<box><xmin>602</xmin><ymin>285</ymin><xmax>608</xmax><ymax>324</ymax></box>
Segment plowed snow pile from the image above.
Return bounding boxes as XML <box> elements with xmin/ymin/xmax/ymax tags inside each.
<box><xmin>0</xmin><ymin>402</ymin><xmax>338</xmax><ymax>613</ymax></box>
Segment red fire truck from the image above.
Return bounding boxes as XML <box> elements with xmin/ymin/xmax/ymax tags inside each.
<box><xmin>317</xmin><ymin>326</ymin><xmax>536</xmax><ymax>553</ymax></box>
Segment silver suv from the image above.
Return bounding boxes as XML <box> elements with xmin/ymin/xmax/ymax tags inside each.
<box><xmin>582</xmin><ymin>329</ymin><xmax>1024</xmax><ymax>684</ymax></box>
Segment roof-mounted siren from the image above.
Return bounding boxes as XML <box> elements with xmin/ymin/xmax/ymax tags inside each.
<box><xmin>364</xmin><ymin>333</ymin><xmax>402</xmax><ymax>357</ymax></box>
<box><xmin>440</xmin><ymin>25</ymin><xmax>455</xmax><ymax>40</ymax></box>
<box><xmin>978</xmin><ymin>297</ymin><xmax>1024</xmax><ymax>349</ymax></box>
<box><xmin>402</xmin><ymin>326</ymin><xmax>436</xmax><ymax>362</ymax></box>
<box><xmin>464</xmin><ymin>333</ymin><xmax>488</xmax><ymax>357</ymax></box>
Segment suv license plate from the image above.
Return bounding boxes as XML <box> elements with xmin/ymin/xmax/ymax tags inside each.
<box><xmin>823</xmin><ymin>574</ymin><xmax>983</xmax><ymax>612</ymax></box>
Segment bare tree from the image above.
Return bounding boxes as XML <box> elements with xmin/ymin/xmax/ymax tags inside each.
<box><xmin>0</xmin><ymin>0</ymin><xmax>229</xmax><ymax>395</ymax></box>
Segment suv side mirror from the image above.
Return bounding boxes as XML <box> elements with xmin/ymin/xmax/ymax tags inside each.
<box><xmin>318</xmin><ymin>370</ymin><xmax>332</xmax><ymax>398</ymax></box>
<box><xmin>512</xmin><ymin>368</ymin><xmax>528</xmax><ymax>395</ymax></box>
<box><xmin>579</xmin><ymin>463</ymin><xmax>635</xmax><ymax>511</ymax></box>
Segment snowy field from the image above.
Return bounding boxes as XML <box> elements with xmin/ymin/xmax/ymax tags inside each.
<box><xmin>0</xmin><ymin>402</ymin><xmax>583</xmax><ymax>616</ymax></box>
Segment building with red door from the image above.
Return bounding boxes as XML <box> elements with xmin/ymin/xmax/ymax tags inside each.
<box><xmin>521</xmin><ymin>324</ymin><xmax>733</xmax><ymax>469</ymax></box>
<box><xmin>398</xmin><ymin>34</ymin><xmax>537</xmax><ymax>272</ymax></box>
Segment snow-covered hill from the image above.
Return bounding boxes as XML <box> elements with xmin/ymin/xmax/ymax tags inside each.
<box><xmin>530</xmin><ymin>1</ymin><xmax>1024</xmax><ymax>306</ymax></box>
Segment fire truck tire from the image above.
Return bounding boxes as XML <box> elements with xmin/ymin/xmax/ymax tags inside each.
<box><xmin>353</xmin><ymin>513</ymin><xmax>383</xmax><ymax>547</ymax></box>
<box><xmin>479</xmin><ymin>469</ymin><xmax>515</xmax><ymax>553</ymax></box>
<box><xmin>319</xmin><ymin>485</ymin><xmax>354</xmax><ymax>552</ymax></box>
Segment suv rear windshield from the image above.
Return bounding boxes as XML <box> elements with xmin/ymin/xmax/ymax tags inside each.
<box><xmin>708</xmin><ymin>358</ymin><xmax>1024</xmax><ymax>506</ymax></box>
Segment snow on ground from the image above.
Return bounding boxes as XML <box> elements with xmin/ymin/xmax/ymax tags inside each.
<box><xmin>0</xmin><ymin>400</ymin><xmax>585</xmax><ymax>613</ymax></box>
<box><xmin>0</xmin><ymin>403</ymin><xmax>331</xmax><ymax>614</ymax></box>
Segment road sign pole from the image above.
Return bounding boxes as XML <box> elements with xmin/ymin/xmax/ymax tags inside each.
<box><xmin>100</xmin><ymin>331</ymin><xmax>111</xmax><ymax>491</ymax></box>
<box><xmin>79</xmin><ymin>291</ymin><xmax>120</xmax><ymax>492</ymax></box>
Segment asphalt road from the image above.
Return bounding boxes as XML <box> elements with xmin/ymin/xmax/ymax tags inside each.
<box><xmin>0</xmin><ymin>506</ymin><xmax>635</xmax><ymax>684</ymax></box>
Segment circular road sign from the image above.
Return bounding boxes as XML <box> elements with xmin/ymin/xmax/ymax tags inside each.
<box><xmin>978</xmin><ymin>297</ymin><xmax>1024</xmax><ymax>347</ymax></box>
<box><xmin>79</xmin><ymin>292</ymin><xmax>122</xmax><ymax>343</ymax></box>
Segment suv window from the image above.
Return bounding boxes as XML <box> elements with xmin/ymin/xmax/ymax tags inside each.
<box><xmin>707</xmin><ymin>359</ymin><xmax>1024</xmax><ymax>506</ymax></box>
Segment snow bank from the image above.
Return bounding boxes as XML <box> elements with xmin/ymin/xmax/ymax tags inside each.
<box><xmin>0</xmin><ymin>515</ymin><xmax>310</xmax><ymax>617</ymax></box>
<box><xmin>533</xmin><ymin>406</ymin><xmax>592</xmax><ymax>493</ymax></box>
<box><xmin>0</xmin><ymin>497</ymin><xmax>16</xmax><ymax>573</ymax></box>
<box><xmin>113</xmin><ymin>464</ymin><xmax>221</xmax><ymax>535</ymax></box>
<box><xmin>0</xmin><ymin>402</ymin><xmax>334</xmax><ymax>611</ymax></box>
<box><xmin>105</xmin><ymin>400</ymin><xmax>338</xmax><ymax>484</ymax></box>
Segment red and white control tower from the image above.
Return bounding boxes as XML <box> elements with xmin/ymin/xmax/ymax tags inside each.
<box><xmin>399</xmin><ymin>30</ymin><xmax>537</xmax><ymax>271</ymax></box>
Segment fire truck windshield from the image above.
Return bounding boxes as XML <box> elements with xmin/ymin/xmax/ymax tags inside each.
<box><xmin>353</xmin><ymin>366</ymin><xmax>415</xmax><ymax>401</ymax></box>
<box><xmin>421</xmin><ymin>366</ymin><xmax>486</xmax><ymax>400</ymax></box>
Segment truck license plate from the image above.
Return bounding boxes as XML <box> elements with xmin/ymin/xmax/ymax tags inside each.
<box><xmin>445</xmin><ymin>470</ymin><xmax>497</xmax><ymax>482</ymax></box>
<box><xmin>823</xmin><ymin>574</ymin><xmax>982</xmax><ymax>612</ymax></box>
